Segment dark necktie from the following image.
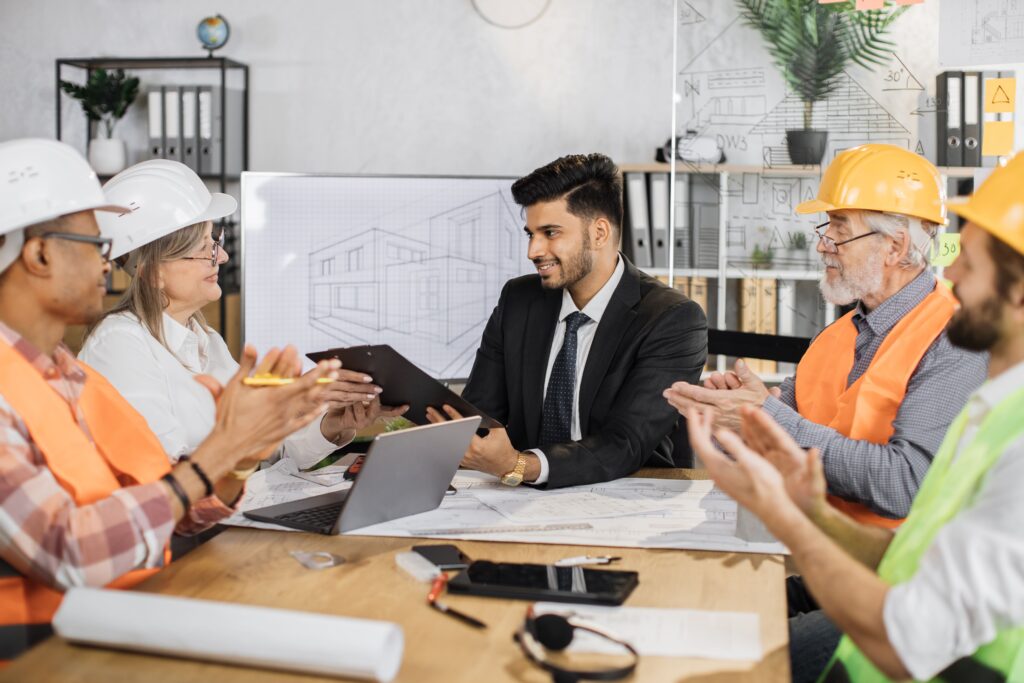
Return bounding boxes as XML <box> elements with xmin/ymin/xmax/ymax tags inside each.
<box><xmin>540</xmin><ymin>311</ymin><xmax>591</xmax><ymax>445</ymax></box>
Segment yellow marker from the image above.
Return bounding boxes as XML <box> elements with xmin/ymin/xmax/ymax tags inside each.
<box><xmin>242</xmin><ymin>376</ymin><xmax>336</xmax><ymax>386</ymax></box>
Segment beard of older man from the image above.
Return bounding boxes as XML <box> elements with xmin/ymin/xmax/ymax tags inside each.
<box><xmin>818</xmin><ymin>247</ymin><xmax>886</xmax><ymax>307</ymax></box>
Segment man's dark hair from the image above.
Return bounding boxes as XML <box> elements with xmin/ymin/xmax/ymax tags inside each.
<box><xmin>511</xmin><ymin>154</ymin><xmax>623</xmax><ymax>237</ymax></box>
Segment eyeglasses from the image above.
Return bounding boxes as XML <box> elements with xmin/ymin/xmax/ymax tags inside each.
<box><xmin>180</xmin><ymin>231</ymin><xmax>226</xmax><ymax>267</ymax></box>
<box><xmin>814</xmin><ymin>221</ymin><xmax>879</xmax><ymax>254</ymax></box>
<box><xmin>40</xmin><ymin>232</ymin><xmax>113</xmax><ymax>262</ymax></box>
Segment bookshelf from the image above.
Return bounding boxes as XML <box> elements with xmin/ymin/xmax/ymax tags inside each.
<box><xmin>56</xmin><ymin>56</ymin><xmax>250</xmax><ymax>344</ymax></box>
<box><xmin>620</xmin><ymin>161</ymin><xmax>973</xmax><ymax>380</ymax></box>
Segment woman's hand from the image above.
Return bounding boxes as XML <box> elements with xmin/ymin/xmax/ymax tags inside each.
<box><xmin>320</xmin><ymin>397</ymin><xmax>409</xmax><ymax>443</ymax></box>
<box><xmin>190</xmin><ymin>344</ymin><xmax>339</xmax><ymax>482</ymax></box>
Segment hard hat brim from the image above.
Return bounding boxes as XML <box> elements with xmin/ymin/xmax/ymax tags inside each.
<box><xmin>193</xmin><ymin>192</ymin><xmax>237</xmax><ymax>224</ymax></box>
<box><xmin>795</xmin><ymin>199</ymin><xmax>834</xmax><ymax>215</ymax></box>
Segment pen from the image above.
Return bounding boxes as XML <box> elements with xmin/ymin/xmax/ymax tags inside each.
<box><xmin>242</xmin><ymin>376</ymin><xmax>336</xmax><ymax>386</ymax></box>
<box><xmin>427</xmin><ymin>574</ymin><xmax>487</xmax><ymax>629</ymax></box>
<box><xmin>554</xmin><ymin>555</ymin><xmax>622</xmax><ymax>567</ymax></box>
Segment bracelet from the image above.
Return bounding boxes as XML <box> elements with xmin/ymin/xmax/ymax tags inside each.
<box><xmin>161</xmin><ymin>472</ymin><xmax>191</xmax><ymax>513</ymax></box>
<box><xmin>178</xmin><ymin>455</ymin><xmax>214</xmax><ymax>497</ymax></box>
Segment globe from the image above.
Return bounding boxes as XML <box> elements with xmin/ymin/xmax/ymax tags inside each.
<box><xmin>197</xmin><ymin>15</ymin><xmax>230</xmax><ymax>52</ymax></box>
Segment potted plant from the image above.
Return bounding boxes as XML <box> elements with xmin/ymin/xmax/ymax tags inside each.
<box><xmin>60</xmin><ymin>68</ymin><xmax>140</xmax><ymax>175</ymax></box>
<box><xmin>785</xmin><ymin>231</ymin><xmax>809</xmax><ymax>268</ymax></box>
<box><xmin>736</xmin><ymin>0</ymin><xmax>905</xmax><ymax>165</ymax></box>
<box><xmin>751</xmin><ymin>244</ymin><xmax>774</xmax><ymax>269</ymax></box>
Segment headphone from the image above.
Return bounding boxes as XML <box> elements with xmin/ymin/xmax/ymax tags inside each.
<box><xmin>514</xmin><ymin>606</ymin><xmax>639</xmax><ymax>683</ymax></box>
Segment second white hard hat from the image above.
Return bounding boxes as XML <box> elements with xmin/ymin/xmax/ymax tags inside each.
<box><xmin>0</xmin><ymin>138</ymin><xmax>128</xmax><ymax>273</ymax></box>
<box><xmin>98</xmin><ymin>159</ymin><xmax>237</xmax><ymax>261</ymax></box>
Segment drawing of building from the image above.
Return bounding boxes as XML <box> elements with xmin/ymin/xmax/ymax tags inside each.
<box><xmin>749</xmin><ymin>71</ymin><xmax>912</xmax><ymax>160</ymax></box>
<box><xmin>307</xmin><ymin>190</ymin><xmax>521</xmax><ymax>376</ymax></box>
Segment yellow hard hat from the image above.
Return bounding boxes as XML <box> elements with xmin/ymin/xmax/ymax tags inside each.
<box><xmin>796</xmin><ymin>143</ymin><xmax>946</xmax><ymax>225</ymax></box>
<box><xmin>947</xmin><ymin>153</ymin><xmax>1024</xmax><ymax>256</ymax></box>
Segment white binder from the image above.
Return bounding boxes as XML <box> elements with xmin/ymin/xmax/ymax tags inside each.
<box><xmin>625</xmin><ymin>172</ymin><xmax>653</xmax><ymax>268</ymax></box>
<box><xmin>163</xmin><ymin>87</ymin><xmax>181</xmax><ymax>161</ymax></box>
<box><xmin>147</xmin><ymin>88</ymin><xmax>163</xmax><ymax>159</ymax></box>
<box><xmin>649</xmin><ymin>173</ymin><xmax>670</xmax><ymax>268</ymax></box>
<box><xmin>181</xmin><ymin>86</ymin><xmax>199</xmax><ymax>172</ymax></box>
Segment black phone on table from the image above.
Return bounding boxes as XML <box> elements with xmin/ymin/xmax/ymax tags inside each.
<box><xmin>447</xmin><ymin>560</ymin><xmax>638</xmax><ymax>605</ymax></box>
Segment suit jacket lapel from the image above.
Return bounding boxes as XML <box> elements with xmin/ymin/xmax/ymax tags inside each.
<box><xmin>523</xmin><ymin>288</ymin><xmax>562</xmax><ymax>445</ymax></box>
<box><xmin>578</xmin><ymin>262</ymin><xmax>644</xmax><ymax>434</ymax></box>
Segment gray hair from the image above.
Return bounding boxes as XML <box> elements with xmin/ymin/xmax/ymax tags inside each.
<box><xmin>861</xmin><ymin>211</ymin><xmax>938</xmax><ymax>270</ymax></box>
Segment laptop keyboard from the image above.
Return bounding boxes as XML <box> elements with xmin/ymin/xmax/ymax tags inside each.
<box><xmin>276</xmin><ymin>502</ymin><xmax>344</xmax><ymax>532</ymax></box>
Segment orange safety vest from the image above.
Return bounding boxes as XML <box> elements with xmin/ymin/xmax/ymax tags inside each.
<box><xmin>794</xmin><ymin>281</ymin><xmax>956</xmax><ymax>528</ymax></box>
<box><xmin>0</xmin><ymin>340</ymin><xmax>172</xmax><ymax>664</ymax></box>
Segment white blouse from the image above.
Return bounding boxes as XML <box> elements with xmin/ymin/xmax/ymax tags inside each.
<box><xmin>78</xmin><ymin>311</ymin><xmax>339</xmax><ymax>469</ymax></box>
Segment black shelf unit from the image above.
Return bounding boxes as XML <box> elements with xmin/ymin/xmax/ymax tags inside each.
<box><xmin>55</xmin><ymin>56</ymin><xmax>249</xmax><ymax>325</ymax></box>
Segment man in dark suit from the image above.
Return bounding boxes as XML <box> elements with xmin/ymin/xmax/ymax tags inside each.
<box><xmin>427</xmin><ymin>154</ymin><xmax>707</xmax><ymax>488</ymax></box>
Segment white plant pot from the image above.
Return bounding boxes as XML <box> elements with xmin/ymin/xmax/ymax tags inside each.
<box><xmin>88</xmin><ymin>138</ymin><xmax>127</xmax><ymax>176</ymax></box>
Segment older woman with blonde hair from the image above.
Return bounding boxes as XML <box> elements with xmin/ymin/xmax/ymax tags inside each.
<box><xmin>80</xmin><ymin>160</ymin><xmax>403</xmax><ymax>468</ymax></box>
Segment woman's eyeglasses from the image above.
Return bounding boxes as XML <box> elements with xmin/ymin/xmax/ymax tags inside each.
<box><xmin>814</xmin><ymin>221</ymin><xmax>879</xmax><ymax>254</ymax></box>
<box><xmin>180</xmin><ymin>232</ymin><xmax>226</xmax><ymax>267</ymax></box>
<box><xmin>41</xmin><ymin>232</ymin><xmax>113</xmax><ymax>261</ymax></box>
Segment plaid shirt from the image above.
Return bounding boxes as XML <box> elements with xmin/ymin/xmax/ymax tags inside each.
<box><xmin>0</xmin><ymin>321</ymin><xmax>234</xmax><ymax>592</ymax></box>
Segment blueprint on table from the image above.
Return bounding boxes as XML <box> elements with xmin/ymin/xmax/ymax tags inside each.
<box><xmin>350</xmin><ymin>471</ymin><xmax>787</xmax><ymax>555</ymax></box>
<box><xmin>223</xmin><ymin>465</ymin><xmax>786</xmax><ymax>555</ymax></box>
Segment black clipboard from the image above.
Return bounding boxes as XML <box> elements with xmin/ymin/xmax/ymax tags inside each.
<box><xmin>447</xmin><ymin>561</ymin><xmax>638</xmax><ymax>605</ymax></box>
<box><xmin>306</xmin><ymin>344</ymin><xmax>501</xmax><ymax>429</ymax></box>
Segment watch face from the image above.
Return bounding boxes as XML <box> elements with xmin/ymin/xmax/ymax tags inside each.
<box><xmin>500</xmin><ymin>472</ymin><xmax>524</xmax><ymax>486</ymax></box>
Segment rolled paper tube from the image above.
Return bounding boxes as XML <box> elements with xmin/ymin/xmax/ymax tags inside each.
<box><xmin>53</xmin><ymin>588</ymin><xmax>404</xmax><ymax>681</ymax></box>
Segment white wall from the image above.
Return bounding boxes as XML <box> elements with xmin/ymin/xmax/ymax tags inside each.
<box><xmin>0</xmin><ymin>0</ymin><xmax>677</xmax><ymax>176</ymax></box>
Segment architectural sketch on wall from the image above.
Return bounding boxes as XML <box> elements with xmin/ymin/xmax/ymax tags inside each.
<box><xmin>307</xmin><ymin>191</ymin><xmax>522</xmax><ymax>378</ymax></box>
<box><xmin>242</xmin><ymin>175</ymin><xmax>531</xmax><ymax>382</ymax></box>
<box><xmin>748</xmin><ymin>72</ymin><xmax>912</xmax><ymax>162</ymax></box>
<box><xmin>940</xmin><ymin>0</ymin><xmax>1024</xmax><ymax>66</ymax></box>
<box><xmin>670</xmin><ymin>0</ymin><xmax>936</xmax><ymax>272</ymax></box>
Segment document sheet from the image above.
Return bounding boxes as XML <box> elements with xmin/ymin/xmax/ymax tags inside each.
<box><xmin>532</xmin><ymin>603</ymin><xmax>762</xmax><ymax>661</ymax></box>
<box><xmin>224</xmin><ymin>464</ymin><xmax>786</xmax><ymax>555</ymax></box>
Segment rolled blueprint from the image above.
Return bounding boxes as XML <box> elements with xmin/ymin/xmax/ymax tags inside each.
<box><xmin>53</xmin><ymin>588</ymin><xmax>404</xmax><ymax>681</ymax></box>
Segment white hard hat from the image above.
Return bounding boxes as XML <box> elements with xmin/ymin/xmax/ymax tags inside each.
<box><xmin>0</xmin><ymin>138</ymin><xmax>128</xmax><ymax>273</ymax></box>
<box><xmin>98</xmin><ymin>159</ymin><xmax>237</xmax><ymax>261</ymax></box>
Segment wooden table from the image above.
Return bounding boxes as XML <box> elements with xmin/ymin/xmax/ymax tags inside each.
<box><xmin>2</xmin><ymin>470</ymin><xmax>789</xmax><ymax>682</ymax></box>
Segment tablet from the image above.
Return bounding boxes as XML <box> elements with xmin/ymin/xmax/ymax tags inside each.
<box><xmin>447</xmin><ymin>561</ymin><xmax>638</xmax><ymax>606</ymax></box>
<box><xmin>307</xmin><ymin>344</ymin><xmax>501</xmax><ymax>429</ymax></box>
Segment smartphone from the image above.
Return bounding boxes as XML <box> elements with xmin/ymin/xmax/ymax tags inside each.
<box><xmin>412</xmin><ymin>544</ymin><xmax>471</xmax><ymax>570</ymax></box>
<box><xmin>447</xmin><ymin>560</ymin><xmax>638</xmax><ymax>605</ymax></box>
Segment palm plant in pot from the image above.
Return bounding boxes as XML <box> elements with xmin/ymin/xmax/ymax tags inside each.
<box><xmin>60</xmin><ymin>68</ymin><xmax>140</xmax><ymax>175</ymax></box>
<box><xmin>736</xmin><ymin>0</ymin><xmax>906</xmax><ymax>165</ymax></box>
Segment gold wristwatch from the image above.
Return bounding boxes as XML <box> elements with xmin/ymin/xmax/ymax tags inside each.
<box><xmin>500</xmin><ymin>452</ymin><xmax>529</xmax><ymax>487</ymax></box>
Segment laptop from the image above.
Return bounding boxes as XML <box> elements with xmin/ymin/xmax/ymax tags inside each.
<box><xmin>244</xmin><ymin>417</ymin><xmax>480</xmax><ymax>534</ymax></box>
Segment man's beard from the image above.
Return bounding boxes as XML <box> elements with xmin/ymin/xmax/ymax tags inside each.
<box><xmin>536</xmin><ymin>233</ymin><xmax>593</xmax><ymax>290</ymax></box>
<box><xmin>947</xmin><ymin>293</ymin><xmax>1003</xmax><ymax>352</ymax></box>
<box><xmin>818</xmin><ymin>249</ymin><xmax>885</xmax><ymax>306</ymax></box>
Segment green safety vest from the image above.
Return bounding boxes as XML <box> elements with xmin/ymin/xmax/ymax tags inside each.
<box><xmin>820</xmin><ymin>385</ymin><xmax>1024</xmax><ymax>683</ymax></box>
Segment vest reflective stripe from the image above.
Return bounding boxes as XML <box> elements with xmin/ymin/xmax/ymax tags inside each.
<box><xmin>0</xmin><ymin>341</ymin><xmax>172</xmax><ymax>663</ymax></box>
<box><xmin>795</xmin><ymin>282</ymin><xmax>956</xmax><ymax>528</ymax></box>
<box><xmin>820</xmin><ymin>386</ymin><xmax>1024</xmax><ymax>682</ymax></box>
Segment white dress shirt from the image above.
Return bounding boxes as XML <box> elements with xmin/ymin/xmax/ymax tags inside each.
<box><xmin>530</xmin><ymin>256</ymin><xmax>625</xmax><ymax>484</ymax></box>
<box><xmin>78</xmin><ymin>312</ymin><xmax>340</xmax><ymax>469</ymax></box>
<box><xmin>883</xmin><ymin>358</ymin><xmax>1024</xmax><ymax>680</ymax></box>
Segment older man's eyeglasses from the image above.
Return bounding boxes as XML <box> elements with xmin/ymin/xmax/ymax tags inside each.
<box><xmin>180</xmin><ymin>231</ymin><xmax>226</xmax><ymax>267</ymax></box>
<box><xmin>814</xmin><ymin>221</ymin><xmax>879</xmax><ymax>254</ymax></box>
<box><xmin>41</xmin><ymin>232</ymin><xmax>113</xmax><ymax>262</ymax></box>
